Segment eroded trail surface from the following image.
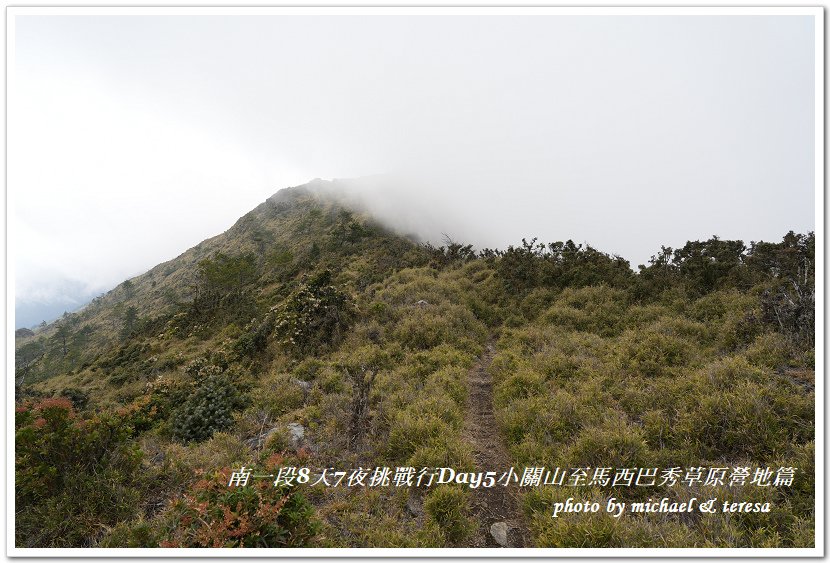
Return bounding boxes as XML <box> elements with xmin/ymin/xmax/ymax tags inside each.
<box><xmin>463</xmin><ymin>342</ymin><xmax>527</xmax><ymax>547</ymax></box>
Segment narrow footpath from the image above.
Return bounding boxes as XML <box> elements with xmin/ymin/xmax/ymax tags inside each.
<box><xmin>462</xmin><ymin>341</ymin><xmax>527</xmax><ymax>547</ymax></box>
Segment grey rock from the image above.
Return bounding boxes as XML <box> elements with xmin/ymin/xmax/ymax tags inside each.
<box><xmin>291</xmin><ymin>378</ymin><xmax>311</xmax><ymax>392</ymax></box>
<box><xmin>247</xmin><ymin>422</ymin><xmax>309</xmax><ymax>450</ymax></box>
<box><xmin>490</xmin><ymin>521</ymin><xmax>509</xmax><ymax>547</ymax></box>
<box><xmin>287</xmin><ymin>422</ymin><xmax>305</xmax><ymax>446</ymax></box>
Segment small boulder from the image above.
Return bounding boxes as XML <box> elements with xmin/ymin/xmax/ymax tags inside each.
<box><xmin>291</xmin><ymin>378</ymin><xmax>311</xmax><ymax>392</ymax></box>
<box><xmin>248</xmin><ymin>422</ymin><xmax>306</xmax><ymax>450</ymax></box>
<box><xmin>490</xmin><ymin>521</ymin><xmax>509</xmax><ymax>547</ymax></box>
<box><xmin>287</xmin><ymin>422</ymin><xmax>305</xmax><ymax>446</ymax></box>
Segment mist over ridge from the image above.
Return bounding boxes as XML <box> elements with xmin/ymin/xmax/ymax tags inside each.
<box><xmin>13</xmin><ymin>14</ymin><xmax>816</xmax><ymax>327</ymax></box>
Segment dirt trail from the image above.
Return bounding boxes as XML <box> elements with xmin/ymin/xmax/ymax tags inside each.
<box><xmin>463</xmin><ymin>342</ymin><xmax>527</xmax><ymax>547</ymax></box>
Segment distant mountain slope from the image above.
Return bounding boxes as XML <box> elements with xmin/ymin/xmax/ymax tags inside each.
<box><xmin>14</xmin><ymin>178</ymin><xmax>814</xmax><ymax>549</ymax></box>
<box><xmin>14</xmin><ymin>179</ymin><xmax>425</xmax><ymax>387</ymax></box>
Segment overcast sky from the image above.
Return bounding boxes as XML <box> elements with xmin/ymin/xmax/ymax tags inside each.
<box><xmin>11</xmin><ymin>12</ymin><xmax>817</xmax><ymax>327</ymax></box>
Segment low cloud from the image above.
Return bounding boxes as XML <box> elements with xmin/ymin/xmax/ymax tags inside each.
<box><xmin>12</xmin><ymin>13</ymin><xmax>816</xmax><ymax>315</ymax></box>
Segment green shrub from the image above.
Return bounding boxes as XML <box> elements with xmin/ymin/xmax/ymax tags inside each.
<box><xmin>676</xmin><ymin>379</ymin><xmax>813</xmax><ymax>460</ymax></box>
<box><xmin>519</xmin><ymin>287</ymin><xmax>559</xmax><ymax>320</ymax></box>
<box><xmin>98</xmin><ymin>519</ymin><xmax>158</xmax><ymax>547</ymax></box>
<box><xmin>408</xmin><ymin>437</ymin><xmax>476</xmax><ymax>471</ymax></box>
<box><xmin>159</xmin><ymin>468</ymin><xmax>319</xmax><ymax>547</ymax></box>
<box><xmin>689</xmin><ymin>289</ymin><xmax>756</xmax><ymax>322</ymax></box>
<box><xmin>540</xmin><ymin>286</ymin><xmax>629</xmax><ymax>337</ymax></box>
<box><xmin>252</xmin><ymin>372</ymin><xmax>306</xmax><ymax>420</ymax></box>
<box><xmin>424</xmin><ymin>367</ymin><xmax>467</xmax><ymax>406</ymax></box>
<box><xmin>493</xmin><ymin>367</ymin><xmax>547</xmax><ymax>409</ymax></box>
<box><xmin>232</xmin><ymin>316</ymin><xmax>274</xmax><ymax>359</ymax></box>
<box><xmin>783</xmin><ymin>441</ymin><xmax>815</xmax><ymax>517</ymax></box>
<box><xmin>744</xmin><ymin>332</ymin><xmax>795</xmax><ymax>369</ymax></box>
<box><xmin>312</xmin><ymin>487</ymin><xmax>441</xmax><ymax>547</ymax></box>
<box><xmin>524</xmin><ymin>487</ymin><xmax>618</xmax><ymax>547</ymax></box>
<box><xmin>562</xmin><ymin>417</ymin><xmax>652</xmax><ymax>469</ymax></box>
<box><xmin>499</xmin><ymin>391</ymin><xmax>581</xmax><ymax>448</ymax></box>
<box><xmin>717</xmin><ymin>309</ymin><xmax>763</xmax><ymax>351</ymax></box>
<box><xmin>58</xmin><ymin>386</ymin><xmax>90</xmax><ymax>410</ymax></box>
<box><xmin>391</xmin><ymin>305</ymin><xmax>486</xmax><ymax>352</ymax></box>
<box><xmin>624</xmin><ymin>304</ymin><xmax>670</xmax><ymax>328</ymax></box>
<box><xmin>409</xmin><ymin>344</ymin><xmax>475</xmax><ymax>377</ymax></box>
<box><xmin>386</xmin><ymin>412</ymin><xmax>443</xmax><ymax>462</ymax></box>
<box><xmin>617</xmin><ymin>329</ymin><xmax>691</xmax><ymax>377</ymax></box>
<box><xmin>697</xmin><ymin>356</ymin><xmax>767</xmax><ymax>391</ymax></box>
<box><xmin>532</xmin><ymin>350</ymin><xmax>582</xmax><ymax>383</ymax></box>
<box><xmin>423</xmin><ymin>486</ymin><xmax>474</xmax><ymax>544</ymax></box>
<box><xmin>171</xmin><ymin>374</ymin><xmax>245</xmax><ymax>443</ymax></box>
<box><xmin>273</xmin><ymin>270</ymin><xmax>357</xmax><ymax>356</ymax></box>
<box><xmin>369</xmin><ymin>267</ymin><xmax>455</xmax><ymax>307</ymax></box>
<box><xmin>387</xmin><ymin>396</ymin><xmax>462</xmax><ymax>462</ymax></box>
<box><xmin>649</xmin><ymin>316</ymin><xmax>712</xmax><ymax>346</ymax></box>
<box><xmin>15</xmin><ymin>398</ymin><xmax>143</xmax><ymax>547</ymax></box>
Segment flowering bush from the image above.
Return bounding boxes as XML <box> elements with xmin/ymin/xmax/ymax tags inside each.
<box><xmin>15</xmin><ymin>398</ymin><xmax>143</xmax><ymax>547</ymax></box>
<box><xmin>273</xmin><ymin>270</ymin><xmax>356</xmax><ymax>356</ymax></box>
<box><xmin>160</xmin><ymin>468</ymin><xmax>319</xmax><ymax>547</ymax></box>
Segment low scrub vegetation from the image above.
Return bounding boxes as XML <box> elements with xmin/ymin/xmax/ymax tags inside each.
<box><xmin>15</xmin><ymin>187</ymin><xmax>814</xmax><ymax>549</ymax></box>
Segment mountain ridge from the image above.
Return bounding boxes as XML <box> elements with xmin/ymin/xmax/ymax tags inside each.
<box><xmin>14</xmin><ymin>177</ymin><xmax>816</xmax><ymax>549</ymax></box>
<box><xmin>15</xmin><ymin>179</ymin><xmax>427</xmax><ymax>388</ymax></box>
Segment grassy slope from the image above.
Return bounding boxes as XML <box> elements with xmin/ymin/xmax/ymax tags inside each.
<box><xmin>491</xmin><ymin>286</ymin><xmax>814</xmax><ymax>547</ymax></box>
<box><xmin>14</xmin><ymin>182</ymin><xmax>815</xmax><ymax>548</ymax></box>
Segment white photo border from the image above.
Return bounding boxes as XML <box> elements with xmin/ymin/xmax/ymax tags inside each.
<box><xmin>5</xmin><ymin>5</ymin><xmax>824</xmax><ymax>559</ymax></box>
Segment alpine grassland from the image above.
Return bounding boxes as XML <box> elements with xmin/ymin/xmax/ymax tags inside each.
<box><xmin>15</xmin><ymin>182</ymin><xmax>815</xmax><ymax>548</ymax></box>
